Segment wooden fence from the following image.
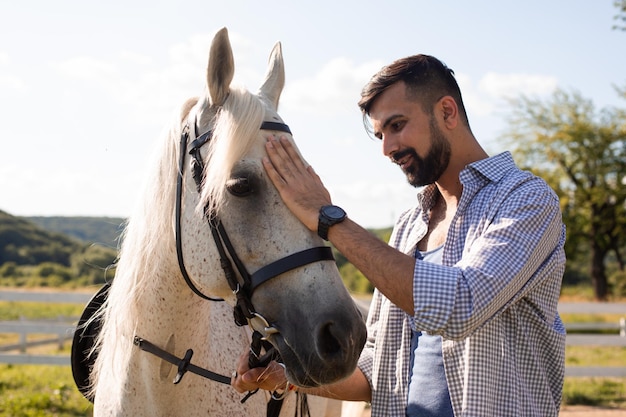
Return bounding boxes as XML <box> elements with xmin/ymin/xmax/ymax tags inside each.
<box><xmin>0</xmin><ymin>290</ymin><xmax>89</xmax><ymax>366</ymax></box>
<box><xmin>0</xmin><ymin>317</ymin><xmax>76</xmax><ymax>365</ymax></box>
<box><xmin>1</xmin><ymin>290</ymin><xmax>625</xmax><ymax>376</ymax></box>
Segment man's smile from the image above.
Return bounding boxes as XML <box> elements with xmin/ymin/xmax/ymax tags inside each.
<box><xmin>390</xmin><ymin>149</ymin><xmax>411</xmax><ymax>168</ymax></box>
<box><xmin>391</xmin><ymin>149</ymin><xmax>415</xmax><ymax>171</ymax></box>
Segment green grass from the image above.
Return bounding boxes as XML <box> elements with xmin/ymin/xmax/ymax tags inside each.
<box><xmin>0</xmin><ymin>298</ymin><xmax>91</xmax><ymax>415</ymax></box>
<box><xmin>563</xmin><ymin>345</ymin><xmax>626</xmax><ymax>408</ymax></box>
<box><xmin>0</xmin><ymin>364</ymin><xmax>93</xmax><ymax>417</ymax></box>
<box><xmin>560</xmin><ymin>285</ymin><xmax>597</xmax><ymax>301</ymax></box>
<box><xmin>561</xmin><ymin>312</ymin><xmax>625</xmax><ymax>325</ymax></box>
<box><xmin>1</xmin><ymin>367</ymin><xmax>623</xmax><ymax>415</ymax></box>
<box><xmin>562</xmin><ymin>377</ymin><xmax>626</xmax><ymax>408</ymax></box>
<box><xmin>566</xmin><ymin>345</ymin><xmax>626</xmax><ymax>367</ymax></box>
<box><xmin>559</xmin><ymin>312</ymin><xmax>626</xmax><ymax>408</ymax></box>
<box><xmin>0</xmin><ymin>301</ymin><xmax>85</xmax><ymax>321</ymax></box>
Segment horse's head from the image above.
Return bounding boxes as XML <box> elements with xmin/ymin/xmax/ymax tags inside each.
<box><xmin>178</xmin><ymin>28</ymin><xmax>366</xmax><ymax>387</ymax></box>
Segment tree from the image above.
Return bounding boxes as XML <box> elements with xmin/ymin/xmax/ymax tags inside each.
<box><xmin>502</xmin><ymin>89</ymin><xmax>626</xmax><ymax>300</ymax></box>
<box><xmin>615</xmin><ymin>0</ymin><xmax>626</xmax><ymax>31</ymax></box>
<box><xmin>613</xmin><ymin>1</ymin><xmax>626</xmax><ymax>109</ymax></box>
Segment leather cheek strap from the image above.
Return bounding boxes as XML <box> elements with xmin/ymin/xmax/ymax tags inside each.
<box><xmin>249</xmin><ymin>246</ymin><xmax>334</xmax><ymax>290</ymax></box>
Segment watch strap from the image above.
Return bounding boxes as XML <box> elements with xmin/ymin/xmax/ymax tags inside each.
<box><xmin>318</xmin><ymin>221</ymin><xmax>331</xmax><ymax>241</ymax></box>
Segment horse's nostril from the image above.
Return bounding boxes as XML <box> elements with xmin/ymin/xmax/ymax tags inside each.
<box><xmin>316</xmin><ymin>321</ymin><xmax>343</xmax><ymax>360</ymax></box>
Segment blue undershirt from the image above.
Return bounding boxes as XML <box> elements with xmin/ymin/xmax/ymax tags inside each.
<box><xmin>406</xmin><ymin>245</ymin><xmax>454</xmax><ymax>417</ymax></box>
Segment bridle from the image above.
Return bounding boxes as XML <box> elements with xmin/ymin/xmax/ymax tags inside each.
<box><xmin>176</xmin><ymin>116</ymin><xmax>333</xmax><ymax>332</ymax></box>
<box><xmin>134</xmin><ymin>108</ymin><xmax>334</xmax><ymax>415</ymax></box>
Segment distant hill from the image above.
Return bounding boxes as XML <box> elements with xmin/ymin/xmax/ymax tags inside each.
<box><xmin>0</xmin><ymin>210</ymin><xmax>118</xmax><ymax>286</ymax></box>
<box><xmin>25</xmin><ymin>216</ymin><xmax>126</xmax><ymax>248</ymax></box>
<box><xmin>0</xmin><ymin>209</ymin><xmax>388</xmax><ymax>290</ymax></box>
<box><xmin>0</xmin><ymin>210</ymin><xmax>82</xmax><ymax>266</ymax></box>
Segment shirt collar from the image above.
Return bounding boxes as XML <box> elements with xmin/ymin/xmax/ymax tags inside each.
<box><xmin>414</xmin><ymin>152</ymin><xmax>516</xmax><ymax>212</ymax></box>
<box><xmin>415</xmin><ymin>184</ymin><xmax>439</xmax><ymax>211</ymax></box>
<box><xmin>462</xmin><ymin>151</ymin><xmax>516</xmax><ymax>184</ymax></box>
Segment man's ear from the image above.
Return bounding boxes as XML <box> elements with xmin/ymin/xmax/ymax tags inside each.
<box><xmin>439</xmin><ymin>96</ymin><xmax>458</xmax><ymax>129</ymax></box>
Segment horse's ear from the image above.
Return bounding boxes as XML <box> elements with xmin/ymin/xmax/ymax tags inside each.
<box><xmin>207</xmin><ymin>27</ymin><xmax>234</xmax><ymax>107</ymax></box>
<box><xmin>258</xmin><ymin>42</ymin><xmax>285</xmax><ymax>111</ymax></box>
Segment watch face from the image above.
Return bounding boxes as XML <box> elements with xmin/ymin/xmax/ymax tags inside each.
<box><xmin>323</xmin><ymin>205</ymin><xmax>346</xmax><ymax>220</ymax></box>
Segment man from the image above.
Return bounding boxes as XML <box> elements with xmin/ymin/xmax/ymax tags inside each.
<box><xmin>232</xmin><ymin>54</ymin><xmax>566</xmax><ymax>416</ymax></box>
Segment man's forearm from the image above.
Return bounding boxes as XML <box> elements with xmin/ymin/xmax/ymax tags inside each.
<box><xmin>328</xmin><ymin>219</ymin><xmax>416</xmax><ymax>315</ymax></box>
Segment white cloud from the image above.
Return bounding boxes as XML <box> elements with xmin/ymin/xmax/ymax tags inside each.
<box><xmin>454</xmin><ymin>71</ymin><xmax>559</xmax><ymax>121</ymax></box>
<box><xmin>42</xmin><ymin>34</ymin><xmax>382</xmax><ymax>137</ymax></box>
<box><xmin>456</xmin><ymin>72</ymin><xmax>496</xmax><ymax>117</ymax></box>
<box><xmin>51</xmin><ymin>56</ymin><xmax>120</xmax><ymax>81</ymax></box>
<box><xmin>46</xmin><ymin>46</ymin><xmax>200</xmax><ymax>127</ymax></box>
<box><xmin>164</xmin><ymin>30</ymin><xmax>268</xmax><ymax>92</ymax></box>
<box><xmin>0</xmin><ymin>73</ymin><xmax>24</xmax><ymax>90</ymax></box>
<box><xmin>334</xmin><ymin>179</ymin><xmax>418</xmax><ymax>228</ymax></box>
<box><xmin>119</xmin><ymin>50</ymin><xmax>153</xmax><ymax>67</ymax></box>
<box><xmin>479</xmin><ymin>72</ymin><xmax>558</xmax><ymax>99</ymax></box>
<box><xmin>42</xmin><ymin>30</ymin><xmax>272</xmax><ymax>128</ymax></box>
<box><xmin>282</xmin><ymin>58</ymin><xmax>384</xmax><ymax>115</ymax></box>
<box><xmin>0</xmin><ymin>52</ymin><xmax>25</xmax><ymax>90</ymax></box>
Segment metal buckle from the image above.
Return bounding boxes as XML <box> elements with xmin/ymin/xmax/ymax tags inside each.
<box><xmin>248</xmin><ymin>312</ymin><xmax>279</xmax><ymax>340</ymax></box>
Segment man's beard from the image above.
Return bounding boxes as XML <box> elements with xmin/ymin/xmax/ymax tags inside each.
<box><xmin>392</xmin><ymin>117</ymin><xmax>451</xmax><ymax>187</ymax></box>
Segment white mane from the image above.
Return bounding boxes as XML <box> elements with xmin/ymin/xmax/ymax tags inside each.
<box><xmin>89</xmin><ymin>88</ymin><xmax>264</xmax><ymax>394</ymax></box>
<box><xmin>200</xmin><ymin>87</ymin><xmax>264</xmax><ymax>215</ymax></box>
<box><xmin>88</xmin><ymin>98</ymin><xmax>193</xmax><ymax>393</ymax></box>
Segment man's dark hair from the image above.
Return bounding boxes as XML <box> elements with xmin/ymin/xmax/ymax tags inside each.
<box><xmin>358</xmin><ymin>54</ymin><xmax>470</xmax><ymax>129</ymax></box>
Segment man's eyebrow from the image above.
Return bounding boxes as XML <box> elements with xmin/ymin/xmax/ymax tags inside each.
<box><xmin>378</xmin><ymin>114</ymin><xmax>404</xmax><ymax>134</ymax></box>
<box><xmin>372</xmin><ymin>113</ymin><xmax>404</xmax><ymax>138</ymax></box>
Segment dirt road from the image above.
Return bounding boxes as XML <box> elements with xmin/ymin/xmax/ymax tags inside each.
<box><xmin>559</xmin><ymin>406</ymin><xmax>626</xmax><ymax>416</ymax></box>
<box><xmin>359</xmin><ymin>405</ymin><xmax>626</xmax><ymax>416</ymax></box>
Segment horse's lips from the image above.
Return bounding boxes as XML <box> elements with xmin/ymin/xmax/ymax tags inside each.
<box><xmin>270</xmin><ymin>331</ymin><xmax>360</xmax><ymax>388</ymax></box>
<box><xmin>269</xmin><ymin>335</ymin><xmax>321</xmax><ymax>388</ymax></box>
<box><xmin>263</xmin><ymin>305</ymin><xmax>366</xmax><ymax>388</ymax></box>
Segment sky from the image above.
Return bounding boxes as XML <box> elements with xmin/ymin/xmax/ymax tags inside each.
<box><xmin>0</xmin><ymin>1</ymin><xmax>624</xmax><ymax>228</ymax></box>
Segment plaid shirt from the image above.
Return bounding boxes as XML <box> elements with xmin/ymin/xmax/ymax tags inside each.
<box><xmin>357</xmin><ymin>152</ymin><xmax>566</xmax><ymax>417</ymax></box>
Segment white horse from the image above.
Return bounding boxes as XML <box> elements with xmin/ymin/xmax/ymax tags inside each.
<box><xmin>75</xmin><ymin>28</ymin><xmax>367</xmax><ymax>416</ymax></box>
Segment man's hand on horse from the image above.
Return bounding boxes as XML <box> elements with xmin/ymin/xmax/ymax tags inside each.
<box><xmin>263</xmin><ymin>135</ymin><xmax>332</xmax><ymax>232</ymax></box>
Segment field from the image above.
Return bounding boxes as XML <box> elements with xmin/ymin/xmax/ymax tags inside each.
<box><xmin>0</xmin><ymin>298</ymin><xmax>624</xmax><ymax>416</ymax></box>
<box><xmin>0</xmin><ymin>364</ymin><xmax>93</xmax><ymax>417</ymax></box>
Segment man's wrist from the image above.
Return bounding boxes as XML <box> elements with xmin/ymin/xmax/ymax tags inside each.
<box><xmin>317</xmin><ymin>205</ymin><xmax>347</xmax><ymax>240</ymax></box>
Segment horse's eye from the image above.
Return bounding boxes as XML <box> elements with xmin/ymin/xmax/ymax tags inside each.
<box><xmin>226</xmin><ymin>177</ymin><xmax>253</xmax><ymax>197</ymax></box>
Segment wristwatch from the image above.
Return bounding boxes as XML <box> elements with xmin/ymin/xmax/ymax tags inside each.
<box><xmin>317</xmin><ymin>205</ymin><xmax>347</xmax><ymax>240</ymax></box>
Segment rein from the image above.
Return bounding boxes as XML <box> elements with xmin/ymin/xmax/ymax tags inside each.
<box><xmin>134</xmin><ymin>113</ymin><xmax>332</xmax><ymax>416</ymax></box>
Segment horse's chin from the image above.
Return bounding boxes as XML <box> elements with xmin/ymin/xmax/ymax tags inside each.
<box><xmin>271</xmin><ymin>335</ymin><xmax>351</xmax><ymax>388</ymax></box>
<box><xmin>275</xmin><ymin>342</ymin><xmax>321</xmax><ymax>388</ymax></box>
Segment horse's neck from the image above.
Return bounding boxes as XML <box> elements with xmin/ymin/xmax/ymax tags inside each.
<box><xmin>96</xmin><ymin>273</ymin><xmax>262</xmax><ymax>416</ymax></box>
<box><xmin>138</xmin><ymin>273</ymin><xmax>249</xmax><ymax>372</ymax></box>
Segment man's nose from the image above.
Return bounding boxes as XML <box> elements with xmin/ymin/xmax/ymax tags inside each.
<box><xmin>382</xmin><ymin>134</ymin><xmax>399</xmax><ymax>157</ymax></box>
